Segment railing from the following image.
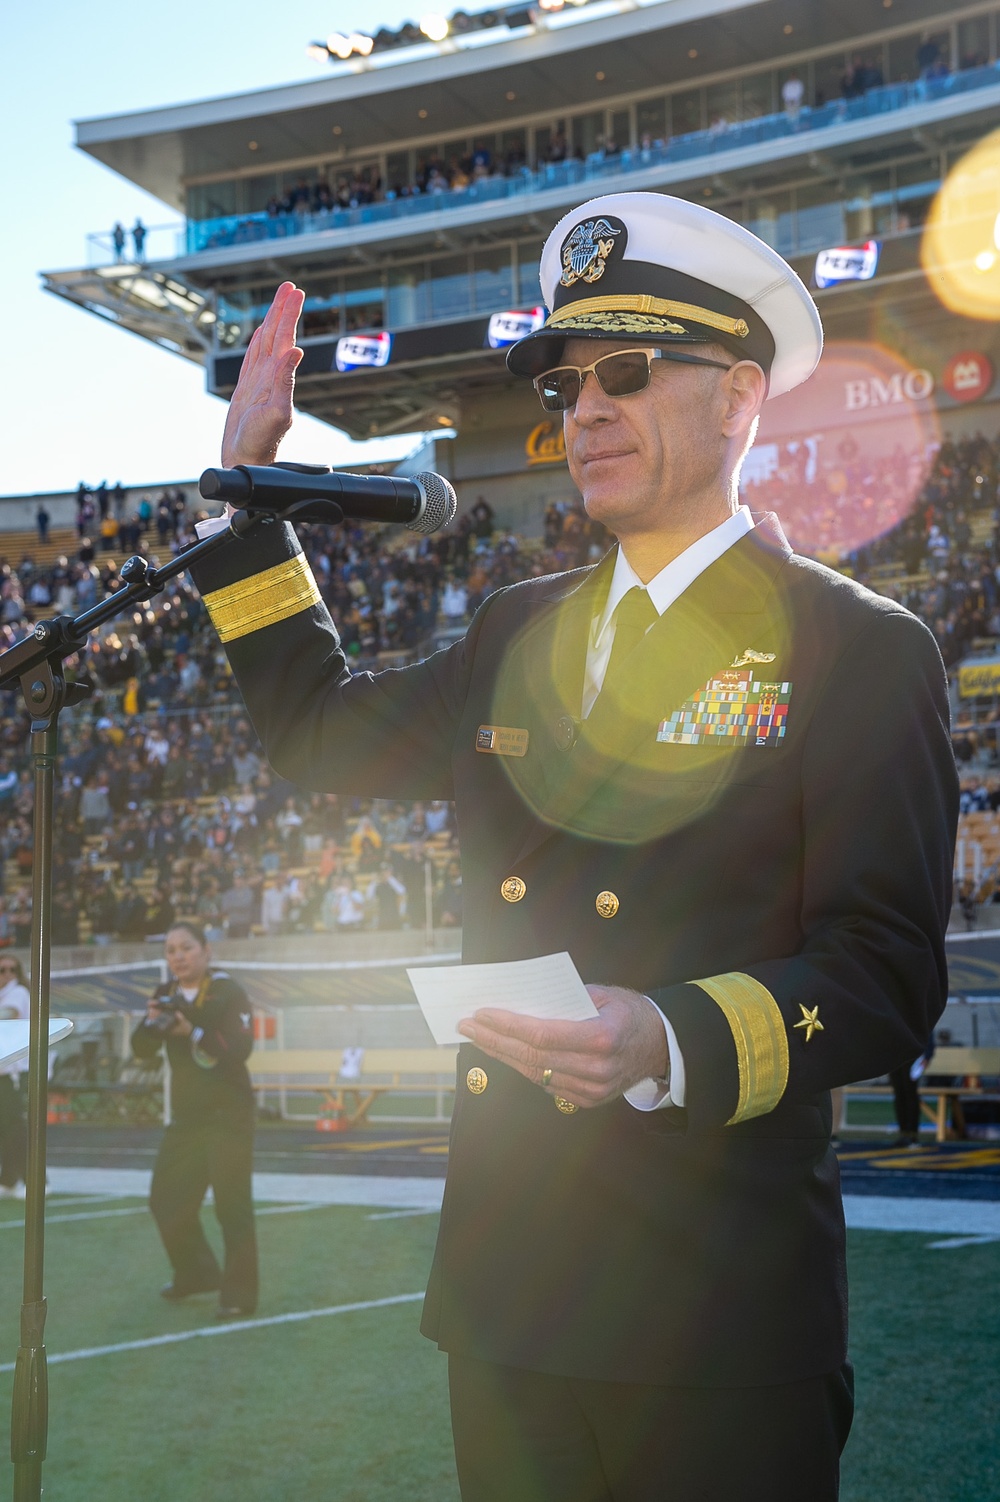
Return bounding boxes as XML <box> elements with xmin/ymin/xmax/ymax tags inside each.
<box><xmin>85</xmin><ymin>222</ymin><xmax>186</xmax><ymax>268</ymax></box>
<box><xmin>184</xmin><ymin>61</ymin><xmax>1000</xmax><ymax>256</ymax></box>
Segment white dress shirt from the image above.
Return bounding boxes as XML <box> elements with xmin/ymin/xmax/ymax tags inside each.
<box><xmin>582</xmin><ymin>506</ymin><xmax>757</xmax><ymax>1112</ymax></box>
<box><xmin>0</xmin><ymin>979</ymin><xmax>30</xmax><ymax>1081</ymax></box>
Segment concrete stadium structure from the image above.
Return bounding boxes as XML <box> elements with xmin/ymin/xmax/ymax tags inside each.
<box><xmin>42</xmin><ymin>0</ymin><xmax>1000</xmax><ymax>533</ymax></box>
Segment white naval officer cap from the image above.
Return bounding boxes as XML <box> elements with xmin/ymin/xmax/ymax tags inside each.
<box><xmin>506</xmin><ymin>190</ymin><xmax>823</xmax><ymax>398</ymax></box>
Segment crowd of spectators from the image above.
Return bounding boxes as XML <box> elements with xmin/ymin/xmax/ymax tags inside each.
<box><xmin>844</xmin><ymin>433</ymin><xmax>1000</xmax><ymax>670</ymax></box>
<box><xmin>0</xmin><ymin>489</ymin><xmax>606</xmax><ymax>947</ymax></box>
<box><xmin>0</xmin><ymin>433</ymin><xmax>995</xmax><ymax>945</ymax></box>
<box><xmin>69</xmin><ymin>480</ymin><xmax>196</xmax><ymax>561</ymax></box>
<box><xmin>209</xmin><ymin>35</ymin><xmax>973</xmax><ymax>237</ymax></box>
<box><xmin>256</xmin><ymin>136</ymin><xmax>548</xmax><ymax>225</ymax></box>
<box><xmin>741</xmin><ymin>430</ymin><xmax>1000</xmax><ymax>675</ymax></box>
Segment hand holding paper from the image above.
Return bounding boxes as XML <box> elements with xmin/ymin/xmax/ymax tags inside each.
<box><xmin>407</xmin><ymin>952</ymin><xmax>598</xmax><ymax>1045</ymax></box>
<box><xmin>407</xmin><ymin>953</ymin><xmax>667</xmax><ymax>1109</ymax></box>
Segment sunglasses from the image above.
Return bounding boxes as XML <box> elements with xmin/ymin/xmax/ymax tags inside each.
<box><xmin>532</xmin><ymin>346</ymin><xmax>734</xmax><ymax>412</ymax></box>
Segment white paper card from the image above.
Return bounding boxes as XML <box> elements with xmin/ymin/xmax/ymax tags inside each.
<box><xmin>406</xmin><ymin>951</ymin><xmax>598</xmax><ymax>1046</ymax></box>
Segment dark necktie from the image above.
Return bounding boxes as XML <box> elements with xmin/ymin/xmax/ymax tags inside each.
<box><xmin>603</xmin><ymin>586</ymin><xmax>658</xmax><ymax>689</ymax></box>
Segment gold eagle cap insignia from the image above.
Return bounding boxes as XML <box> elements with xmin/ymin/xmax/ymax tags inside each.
<box><xmin>560</xmin><ymin>218</ymin><xmax>622</xmax><ymax>287</ymax></box>
<box><xmin>731</xmin><ymin>649</ymin><xmax>777</xmax><ymax>668</ymax></box>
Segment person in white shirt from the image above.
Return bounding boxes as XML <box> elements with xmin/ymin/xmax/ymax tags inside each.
<box><xmin>0</xmin><ymin>956</ymin><xmax>30</xmax><ymax>1197</ymax></box>
<box><xmin>323</xmin><ymin>879</ymin><xmax>366</xmax><ymax>931</ymax></box>
<box><xmin>782</xmin><ymin>73</ymin><xmax>805</xmax><ymax>124</ymax></box>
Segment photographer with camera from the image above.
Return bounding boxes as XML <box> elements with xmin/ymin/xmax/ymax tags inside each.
<box><xmin>132</xmin><ymin>921</ymin><xmax>257</xmax><ymax>1318</ymax></box>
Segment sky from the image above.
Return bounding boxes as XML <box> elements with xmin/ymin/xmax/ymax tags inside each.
<box><xmin>1</xmin><ymin>1</ymin><xmax>445</xmax><ymax>498</ymax></box>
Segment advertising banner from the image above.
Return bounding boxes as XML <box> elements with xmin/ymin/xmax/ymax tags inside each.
<box><xmin>959</xmin><ymin>660</ymin><xmax>1000</xmax><ymax>699</ymax></box>
<box><xmin>487</xmin><ymin>307</ymin><xmax>546</xmax><ymax>349</ymax></box>
<box><xmin>814</xmin><ymin>240</ymin><xmax>880</xmax><ymax>289</ymax></box>
<box><xmin>942</xmin><ymin>350</ymin><xmax>995</xmax><ymax>404</ymax></box>
<box><xmin>334</xmin><ymin>331</ymin><xmax>393</xmax><ymax>372</ymax></box>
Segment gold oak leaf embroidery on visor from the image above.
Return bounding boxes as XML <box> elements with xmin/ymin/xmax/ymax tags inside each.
<box><xmin>546</xmin><ymin>295</ymin><xmax>750</xmax><ymax>340</ymax></box>
<box><xmin>202</xmin><ymin>556</ymin><xmax>322</xmax><ymax>643</ymax></box>
<box><xmin>689</xmin><ymin>972</ymin><xmax>789</xmax><ymax>1124</ymax></box>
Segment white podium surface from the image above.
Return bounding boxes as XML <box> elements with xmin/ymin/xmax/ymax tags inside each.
<box><xmin>0</xmin><ymin>1019</ymin><xmax>73</xmax><ymax>1069</ymax></box>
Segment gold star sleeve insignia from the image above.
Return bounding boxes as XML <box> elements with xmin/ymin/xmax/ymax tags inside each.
<box><xmin>793</xmin><ymin>1004</ymin><xmax>823</xmax><ymax>1043</ymax></box>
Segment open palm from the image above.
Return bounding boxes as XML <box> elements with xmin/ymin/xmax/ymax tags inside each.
<box><xmin>221</xmin><ymin>281</ymin><xmax>306</xmax><ymax>468</ymax></box>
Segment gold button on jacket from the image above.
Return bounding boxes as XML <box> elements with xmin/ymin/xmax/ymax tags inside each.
<box><xmin>467</xmin><ymin>1067</ymin><xmax>488</xmax><ymax>1095</ymax></box>
<box><xmin>554</xmin><ymin>1096</ymin><xmax>579</xmax><ymax>1115</ymax></box>
<box><xmin>595</xmin><ymin>890</ymin><xmax>620</xmax><ymax>918</ymax></box>
<box><xmin>501</xmin><ymin>876</ymin><xmax>527</xmax><ymax>903</ymax></box>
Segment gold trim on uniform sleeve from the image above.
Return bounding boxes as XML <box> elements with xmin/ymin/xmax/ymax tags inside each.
<box><xmin>689</xmin><ymin>972</ymin><xmax>789</xmax><ymax>1124</ymax></box>
<box><xmin>202</xmin><ymin>555</ymin><xmax>322</xmax><ymax>643</ymax></box>
<box><xmin>547</xmin><ymin>294</ymin><xmax>750</xmax><ymax>340</ymax></box>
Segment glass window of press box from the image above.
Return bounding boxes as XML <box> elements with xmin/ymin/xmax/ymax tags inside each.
<box><xmin>185</xmin><ymin>8</ymin><xmax>1000</xmax><ymax>232</ymax></box>
<box><xmin>215</xmin><ymin>245</ymin><xmax>541</xmax><ymax>348</ymax></box>
<box><xmin>211</xmin><ymin>138</ymin><xmax>943</xmax><ymax>351</ymax></box>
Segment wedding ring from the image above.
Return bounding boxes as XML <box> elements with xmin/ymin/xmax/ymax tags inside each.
<box><xmin>542</xmin><ymin>1068</ymin><xmax>553</xmax><ymax>1087</ymax></box>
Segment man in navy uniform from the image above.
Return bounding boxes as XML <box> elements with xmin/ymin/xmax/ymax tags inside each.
<box><xmin>191</xmin><ymin>192</ymin><xmax>957</xmax><ymax>1500</ymax></box>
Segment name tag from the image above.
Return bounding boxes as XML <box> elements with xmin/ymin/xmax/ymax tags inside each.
<box><xmin>476</xmin><ymin>725</ymin><xmax>529</xmax><ymax>757</ymax></box>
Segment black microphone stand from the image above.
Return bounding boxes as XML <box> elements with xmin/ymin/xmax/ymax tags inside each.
<box><xmin>3</xmin><ymin>513</ymin><xmax>263</xmax><ymax>1501</ymax></box>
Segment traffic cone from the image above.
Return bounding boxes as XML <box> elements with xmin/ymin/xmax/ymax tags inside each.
<box><xmin>316</xmin><ymin>1097</ymin><xmax>347</xmax><ymax>1133</ymax></box>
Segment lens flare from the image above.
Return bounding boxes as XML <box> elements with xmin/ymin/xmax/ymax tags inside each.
<box><xmin>922</xmin><ymin>127</ymin><xmax>1000</xmax><ymax>320</ymax></box>
<box><xmin>744</xmin><ymin>341</ymin><xmax>940</xmax><ymax>558</ymax></box>
<box><xmin>488</xmin><ymin>552</ymin><xmax>793</xmax><ymax>844</ymax></box>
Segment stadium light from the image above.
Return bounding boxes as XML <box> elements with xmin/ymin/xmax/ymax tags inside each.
<box><xmin>420</xmin><ymin>14</ymin><xmax>450</xmax><ymax>41</ymax></box>
<box><xmin>310</xmin><ymin>32</ymin><xmax>374</xmax><ymax>61</ymax></box>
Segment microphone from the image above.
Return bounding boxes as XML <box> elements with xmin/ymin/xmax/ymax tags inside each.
<box><xmin>199</xmin><ymin>462</ymin><xmax>457</xmax><ymax>536</ymax></box>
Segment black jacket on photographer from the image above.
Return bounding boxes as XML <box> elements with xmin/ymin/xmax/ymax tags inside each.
<box><xmin>132</xmin><ymin>972</ymin><xmax>254</xmax><ymax>1125</ymax></box>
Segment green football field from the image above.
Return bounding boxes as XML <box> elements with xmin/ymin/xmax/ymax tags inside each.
<box><xmin>0</xmin><ymin>1194</ymin><xmax>997</xmax><ymax>1501</ymax></box>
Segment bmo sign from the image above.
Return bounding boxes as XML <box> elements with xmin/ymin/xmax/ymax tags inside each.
<box><xmin>844</xmin><ymin>367</ymin><xmax>934</xmax><ymax>411</ymax></box>
<box><xmin>942</xmin><ymin>351</ymin><xmax>994</xmax><ymax>404</ymax></box>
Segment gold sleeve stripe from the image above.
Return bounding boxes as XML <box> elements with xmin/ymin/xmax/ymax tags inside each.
<box><xmin>202</xmin><ymin>555</ymin><xmax>322</xmax><ymax>643</ymax></box>
<box><xmin>688</xmin><ymin>973</ymin><xmax>789</xmax><ymax>1124</ymax></box>
<box><xmin>547</xmin><ymin>294</ymin><xmax>750</xmax><ymax>339</ymax></box>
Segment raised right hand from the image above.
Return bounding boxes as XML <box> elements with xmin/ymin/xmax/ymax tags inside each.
<box><xmin>221</xmin><ymin>282</ymin><xmax>306</xmax><ymax>468</ymax></box>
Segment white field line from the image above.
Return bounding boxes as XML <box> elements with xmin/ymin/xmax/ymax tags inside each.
<box><xmin>842</xmin><ymin>1194</ymin><xmax>1000</xmax><ymax>1237</ymax></box>
<box><xmin>256</xmin><ymin>1202</ymin><xmax>325</xmax><ymax>1217</ymax></box>
<box><xmin>927</xmin><ymin>1234</ymin><xmax>1000</xmax><ymax>1249</ymax></box>
<box><xmin>0</xmin><ymin>1292</ymin><xmax>425</xmax><ymax>1373</ymax></box>
<box><xmin>0</xmin><ymin>1207</ymin><xmax>147</xmax><ymax>1229</ymax></box>
<box><xmin>44</xmin><ymin>1194</ymin><xmax>132</xmax><ymax>1208</ymax></box>
<box><xmin>47</xmin><ymin>1167</ymin><xmax>446</xmax><ymax>1210</ymax></box>
<box><xmin>367</xmin><ymin>1208</ymin><xmax>440</xmax><ymax>1220</ymax></box>
<box><xmin>0</xmin><ymin>1203</ymin><xmax>329</xmax><ymax>1232</ymax></box>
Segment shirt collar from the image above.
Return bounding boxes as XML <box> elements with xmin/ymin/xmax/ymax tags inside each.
<box><xmin>593</xmin><ymin>506</ymin><xmax>755</xmax><ymax>649</ymax></box>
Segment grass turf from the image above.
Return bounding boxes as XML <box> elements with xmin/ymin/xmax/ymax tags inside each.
<box><xmin>0</xmin><ymin>1197</ymin><xmax>996</xmax><ymax>1499</ymax></box>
